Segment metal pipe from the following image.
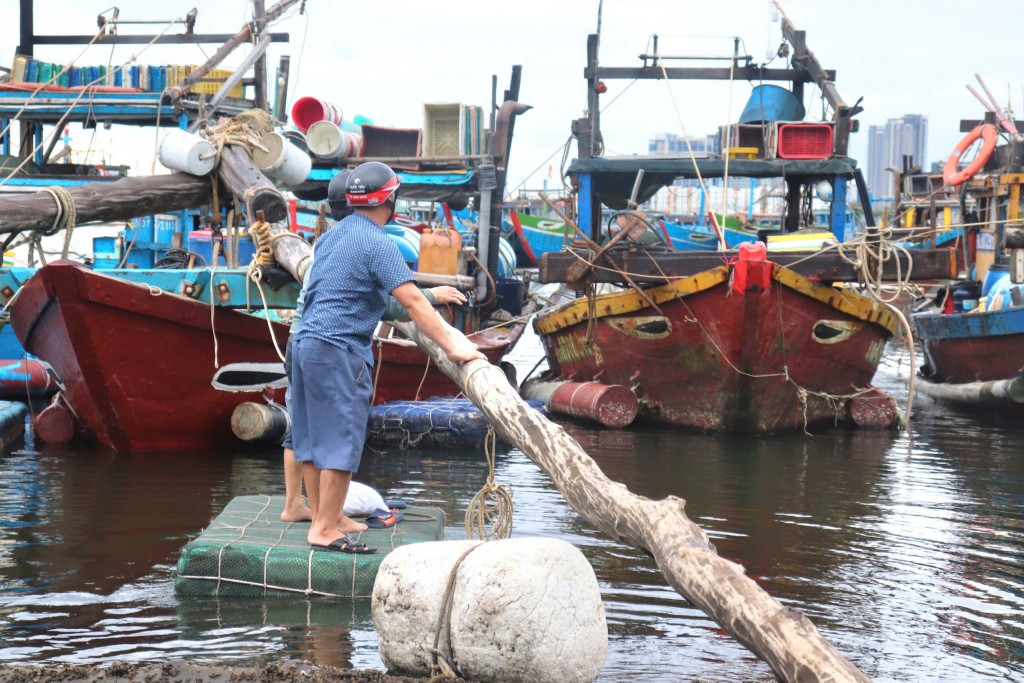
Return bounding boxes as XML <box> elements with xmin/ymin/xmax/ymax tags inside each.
<box><xmin>477</xmin><ymin>186</ymin><xmax>492</xmax><ymax>301</ymax></box>
<box><xmin>492</xmin><ymin>100</ymin><xmax>532</xmax><ymax>169</ymax></box>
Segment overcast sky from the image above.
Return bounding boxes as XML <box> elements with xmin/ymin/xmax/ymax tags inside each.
<box><xmin>3</xmin><ymin>0</ymin><xmax>1022</xmax><ymax>192</ymax></box>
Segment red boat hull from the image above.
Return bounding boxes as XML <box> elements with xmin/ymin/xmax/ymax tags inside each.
<box><xmin>11</xmin><ymin>261</ymin><xmax>292</xmax><ymax>452</ymax></box>
<box><xmin>534</xmin><ymin>261</ymin><xmax>898</xmax><ymax>433</ymax></box>
<box><xmin>914</xmin><ymin>307</ymin><xmax>1024</xmax><ymax>383</ymax></box>
<box><xmin>10</xmin><ymin>261</ymin><xmax>524</xmax><ymax>452</ymax></box>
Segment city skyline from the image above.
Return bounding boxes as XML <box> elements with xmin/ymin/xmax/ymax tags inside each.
<box><xmin>866</xmin><ymin>114</ymin><xmax>928</xmax><ymax>199</ymax></box>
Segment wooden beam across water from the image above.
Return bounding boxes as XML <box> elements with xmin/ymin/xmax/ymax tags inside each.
<box><xmin>539</xmin><ymin>247</ymin><xmax>958</xmax><ymax>284</ymax></box>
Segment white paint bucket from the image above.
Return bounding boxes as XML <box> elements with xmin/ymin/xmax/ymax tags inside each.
<box><xmin>373</xmin><ymin>538</ymin><xmax>608</xmax><ymax>683</ymax></box>
<box><xmin>306</xmin><ymin>121</ymin><xmax>361</xmax><ymax>163</ymax></box>
<box><xmin>252</xmin><ymin>132</ymin><xmax>312</xmax><ymax>188</ymax></box>
<box><xmin>157</xmin><ymin>128</ymin><xmax>216</xmax><ymax>176</ymax></box>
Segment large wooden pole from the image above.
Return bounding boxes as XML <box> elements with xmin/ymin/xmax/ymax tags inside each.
<box><xmin>0</xmin><ymin>173</ymin><xmax>211</xmax><ymax>235</ymax></box>
<box><xmin>218</xmin><ymin>146</ymin><xmax>289</xmax><ymax>223</ymax></box>
<box><xmin>394</xmin><ymin>318</ymin><xmax>871</xmax><ymax>683</ymax></box>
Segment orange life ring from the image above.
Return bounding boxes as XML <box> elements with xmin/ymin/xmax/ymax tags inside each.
<box><xmin>943</xmin><ymin>123</ymin><xmax>997</xmax><ymax>187</ymax></box>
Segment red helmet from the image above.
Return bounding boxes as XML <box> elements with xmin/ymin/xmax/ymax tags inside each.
<box><xmin>345</xmin><ymin>161</ymin><xmax>400</xmax><ymax>207</ymax></box>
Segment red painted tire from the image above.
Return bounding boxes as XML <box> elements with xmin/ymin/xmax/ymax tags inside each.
<box><xmin>943</xmin><ymin>123</ymin><xmax>997</xmax><ymax>187</ymax></box>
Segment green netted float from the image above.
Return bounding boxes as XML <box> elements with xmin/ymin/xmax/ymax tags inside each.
<box><xmin>175</xmin><ymin>494</ymin><xmax>445</xmax><ymax>598</ymax></box>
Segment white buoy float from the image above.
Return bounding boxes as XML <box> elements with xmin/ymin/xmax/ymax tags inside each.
<box><xmin>372</xmin><ymin>538</ymin><xmax>607</xmax><ymax>683</ymax></box>
<box><xmin>157</xmin><ymin>128</ymin><xmax>216</xmax><ymax>176</ymax></box>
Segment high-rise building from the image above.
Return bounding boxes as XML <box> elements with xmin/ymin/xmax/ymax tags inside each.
<box><xmin>866</xmin><ymin>114</ymin><xmax>928</xmax><ymax>199</ymax></box>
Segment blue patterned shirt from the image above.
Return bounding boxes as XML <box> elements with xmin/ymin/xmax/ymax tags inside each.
<box><xmin>294</xmin><ymin>213</ymin><xmax>415</xmax><ymax>365</ymax></box>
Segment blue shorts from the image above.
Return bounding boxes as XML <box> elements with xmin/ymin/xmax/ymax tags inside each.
<box><xmin>281</xmin><ymin>336</ymin><xmax>294</xmax><ymax>450</ymax></box>
<box><xmin>291</xmin><ymin>336</ymin><xmax>372</xmax><ymax>472</ymax></box>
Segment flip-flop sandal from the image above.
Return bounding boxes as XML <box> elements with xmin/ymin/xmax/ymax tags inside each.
<box><xmin>383</xmin><ymin>499</ymin><xmax>408</xmax><ymax>510</ymax></box>
<box><xmin>310</xmin><ymin>534</ymin><xmax>377</xmax><ymax>554</ymax></box>
<box><xmin>365</xmin><ymin>509</ymin><xmax>403</xmax><ymax>529</ymax></box>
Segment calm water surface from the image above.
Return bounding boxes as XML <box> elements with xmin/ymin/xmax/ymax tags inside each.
<box><xmin>1</xmin><ymin>333</ymin><xmax>1023</xmax><ymax>682</ymax></box>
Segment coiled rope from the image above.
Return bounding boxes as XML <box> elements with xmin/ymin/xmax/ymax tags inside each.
<box><xmin>464</xmin><ymin>427</ymin><xmax>514</xmax><ymax>541</ymax></box>
<box><xmin>247</xmin><ymin>218</ymin><xmax>275</xmax><ymax>266</ymax></box>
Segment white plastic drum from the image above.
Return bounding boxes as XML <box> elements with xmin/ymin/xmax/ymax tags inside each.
<box><xmin>157</xmin><ymin>128</ymin><xmax>216</xmax><ymax>176</ymax></box>
<box><xmin>252</xmin><ymin>132</ymin><xmax>312</xmax><ymax>188</ymax></box>
<box><xmin>305</xmin><ymin>121</ymin><xmax>362</xmax><ymax>163</ymax></box>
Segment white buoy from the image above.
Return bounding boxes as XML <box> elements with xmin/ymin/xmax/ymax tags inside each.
<box><xmin>372</xmin><ymin>538</ymin><xmax>607</xmax><ymax>683</ymax></box>
<box><xmin>252</xmin><ymin>132</ymin><xmax>312</xmax><ymax>188</ymax></box>
<box><xmin>157</xmin><ymin>128</ymin><xmax>216</xmax><ymax>176</ymax></box>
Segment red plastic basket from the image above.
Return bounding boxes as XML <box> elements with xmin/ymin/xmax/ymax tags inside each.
<box><xmin>776</xmin><ymin>123</ymin><xmax>833</xmax><ymax>159</ymax></box>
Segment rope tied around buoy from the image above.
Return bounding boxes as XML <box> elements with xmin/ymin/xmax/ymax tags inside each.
<box><xmin>429</xmin><ymin>542</ymin><xmax>485</xmax><ymax>682</ymax></box>
<box><xmin>464</xmin><ymin>427</ymin><xmax>514</xmax><ymax>541</ymax></box>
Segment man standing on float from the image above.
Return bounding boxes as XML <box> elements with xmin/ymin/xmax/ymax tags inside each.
<box><xmin>290</xmin><ymin>161</ymin><xmax>485</xmax><ymax>553</ymax></box>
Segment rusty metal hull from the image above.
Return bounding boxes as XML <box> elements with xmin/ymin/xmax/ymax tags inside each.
<box><xmin>534</xmin><ymin>263</ymin><xmax>897</xmax><ymax>433</ymax></box>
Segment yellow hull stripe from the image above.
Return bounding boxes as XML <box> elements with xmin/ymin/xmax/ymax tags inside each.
<box><xmin>535</xmin><ymin>264</ymin><xmax>899</xmax><ymax>336</ymax></box>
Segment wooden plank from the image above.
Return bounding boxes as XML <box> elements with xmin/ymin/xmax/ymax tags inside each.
<box><xmin>539</xmin><ymin>248</ymin><xmax>957</xmax><ymax>284</ymax></box>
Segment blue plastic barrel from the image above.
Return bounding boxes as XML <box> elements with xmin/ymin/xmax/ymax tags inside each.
<box><xmin>384</xmin><ymin>224</ymin><xmax>421</xmax><ymax>269</ymax></box>
<box><xmin>983</xmin><ymin>262</ymin><xmax>1009</xmax><ymax>297</ymax></box>
<box><xmin>739</xmin><ymin>84</ymin><xmax>805</xmax><ymax>124</ymax></box>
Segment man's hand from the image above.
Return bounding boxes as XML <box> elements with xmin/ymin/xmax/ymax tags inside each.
<box><xmin>429</xmin><ymin>286</ymin><xmax>467</xmax><ymax>305</ymax></box>
<box><xmin>446</xmin><ymin>340</ymin><xmax>487</xmax><ymax>364</ymax></box>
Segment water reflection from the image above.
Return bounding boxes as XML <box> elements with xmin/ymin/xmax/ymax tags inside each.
<box><xmin>0</xmin><ymin>352</ymin><xmax>1021</xmax><ymax>681</ymax></box>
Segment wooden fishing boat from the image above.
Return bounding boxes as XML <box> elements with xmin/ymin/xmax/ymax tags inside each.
<box><xmin>509</xmin><ymin>211</ymin><xmax>572</xmax><ymax>266</ymax></box>
<box><xmin>913</xmin><ymin>279</ymin><xmax>1024</xmax><ymax>414</ymax></box>
<box><xmin>530</xmin><ymin>15</ymin><xmax>955</xmax><ymax>433</ymax></box>
<box><xmin>535</xmin><ymin>243</ymin><xmax>900</xmax><ymax>432</ymax></box>
<box><xmin>10</xmin><ymin>260</ymin><xmax>291</xmax><ymax>451</ymax></box>
<box><xmin>909</xmin><ymin>138</ymin><xmax>1024</xmax><ymax>412</ymax></box>
<box><xmin>9</xmin><ymin>260</ymin><xmax>530</xmax><ymax>451</ymax></box>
